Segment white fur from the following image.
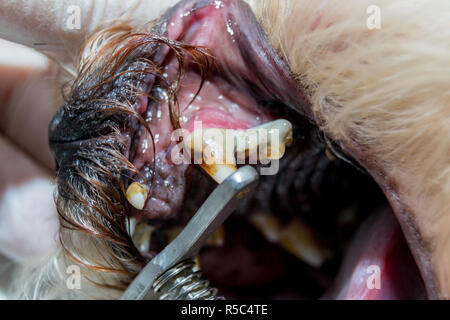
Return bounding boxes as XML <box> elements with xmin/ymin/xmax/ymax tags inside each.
<box><xmin>253</xmin><ymin>0</ymin><xmax>450</xmax><ymax>297</ymax></box>
<box><xmin>0</xmin><ymin>178</ymin><xmax>58</xmax><ymax>262</ymax></box>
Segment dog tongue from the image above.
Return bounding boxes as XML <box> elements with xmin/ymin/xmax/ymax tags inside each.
<box><xmin>323</xmin><ymin>207</ymin><xmax>426</xmax><ymax>300</ymax></box>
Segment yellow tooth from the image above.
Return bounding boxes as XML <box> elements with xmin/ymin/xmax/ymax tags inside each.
<box><xmin>132</xmin><ymin>223</ymin><xmax>155</xmax><ymax>253</ymax></box>
<box><xmin>126</xmin><ymin>182</ymin><xmax>149</xmax><ymax>210</ymax></box>
<box><xmin>236</xmin><ymin>119</ymin><xmax>293</xmax><ymax>158</ymax></box>
<box><xmin>185</xmin><ymin>127</ymin><xmax>237</xmax><ymax>183</ymax></box>
<box><xmin>265</xmin><ymin>143</ymin><xmax>286</xmax><ymax>160</ymax></box>
<box><xmin>250</xmin><ymin>213</ymin><xmax>331</xmax><ymax>267</ymax></box>
<box><xmin>278</xmin><ymin>218</ymin><xmax>331</xmax><ymax>268</ymax></box>
<box><xmin>200</xmin><ymin>163</ymin><xmax>238</xmax><ymax>184</ymax></box>
<box><xmin>184</xmin><ymin>119</ymin><xmax>293</xmax><ymax>183</ymax></box>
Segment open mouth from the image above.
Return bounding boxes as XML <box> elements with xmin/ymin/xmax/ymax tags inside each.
<box><xmin>49</xmin><ymin>0</ymin><xmax>429</xmax><ymax>299</ymax></box>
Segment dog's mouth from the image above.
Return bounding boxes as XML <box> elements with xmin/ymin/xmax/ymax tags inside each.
<box><xmin>49</xmin><ymin>0</ymin><xmax>430</xmax><ymax>299</ymax></box>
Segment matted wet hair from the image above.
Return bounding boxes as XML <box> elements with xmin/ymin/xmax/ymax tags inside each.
<box><xmin>10</xmin><ymin>21</ymin><xmax>211</xmax><ymax>299</ymax></box>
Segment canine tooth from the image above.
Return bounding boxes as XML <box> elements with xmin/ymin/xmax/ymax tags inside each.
<box><xmin>126</xmin><ymin>182</ymin><xmax>149</xmax><ymax>210</ymax></box>
<box><xmin>250</xmin><ymin>213</ymin><xmax>330</xmax><ymax>267</ymax></box>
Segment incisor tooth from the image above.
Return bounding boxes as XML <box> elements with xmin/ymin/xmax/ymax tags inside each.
<box><xmin>126</xmin><ymin>217</ymin><xmax>136</xmax><ymax>236</ymax></box>
<box><xmin>126</xmin><ymin>182</ymin><xmax>149</xmax><ymax>210</ymax></box>
<box><xmin>184</xmin><ymin>119</ymin><xmax>293</xmax><ymax>183</ymax></box>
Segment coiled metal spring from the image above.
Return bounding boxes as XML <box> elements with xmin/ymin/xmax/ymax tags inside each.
<box><xmin>151</xmin><ymin>259</ymin><xmax>224</xmax><ymax>300</ymax></box>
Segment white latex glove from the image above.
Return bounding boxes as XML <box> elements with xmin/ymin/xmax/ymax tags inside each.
<box><xmin>0</xmin><ymin>0</ymin><xmax>179</xmax><ymax>62</ymax></box>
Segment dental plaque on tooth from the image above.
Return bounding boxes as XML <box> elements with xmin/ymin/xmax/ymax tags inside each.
<box><xmin>126</xmin><ymin>181</ymin><xmax>149</xmax><ymax>210</ymax></box>
<box><xmin>184</xmin><ymin>119</ymin><xmax>293</xmax><ymax>183</ymax></box>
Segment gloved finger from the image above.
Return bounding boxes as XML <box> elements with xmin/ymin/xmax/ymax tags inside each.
<box><xmin>0</xmin><ymin>39</ymin><xmax>58</xmax><ymax>170</ymax></box>
<box><xmin>0</xmin><ymin>134</ymin><xmax>58</xmax><ymax>263</ymax></box>
<box><xmin>0</xmin><ymin>0</ymin><xmax>178</xmax><ymax>63</ymax></box>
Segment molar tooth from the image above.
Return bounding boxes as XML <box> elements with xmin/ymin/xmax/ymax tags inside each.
<box><xmin>126</xmin><ymin>182</ymin><xmax>149</xmax><ymax>210</ymax></box>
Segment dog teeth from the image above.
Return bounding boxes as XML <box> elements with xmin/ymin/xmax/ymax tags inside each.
<box><xmin>184</xmin><ymin>119</ymin><xmax>293</xmax><ymax>183</ymax></box>
<box><xmin>126</xmin><ymin>182</ymin><xmax>149</xmax><ymax>210</ymax></box>
<box><xmin>132</xmin><ymin>223</ymin><xmax>155</xmax><ymax>253</ymax></box>
<box><xmin>266</xmin><ymin>144</ymin><xmax>286</xmax><ymax>160</ymax></box>
<box><xmin>278</xmin><ymin>218</ymin><xmax>331</xmax><ymax>268</ymax></box>
<box><xmin>237</xmin><ymin>119</ymin><xmax>293</xmax><ymax>159</ymax></box>
<box><xmin>200</xmin><ymin>163</ymin><xmax>238</xmax><ymax>184</ymax></box>
<box><xmin>126</xmin><ymin>217</ymin><xmax>136</xmax><ymax>236</ymax></box>
<box><xmin>184</xmin><ymin>127</ymin><xmax>237</xmax><ymax>183</ymax></box>
<box><xmin>250</xmin><ymin>213</ymin><xmax>331</xmax><ymax>267</ymax></box>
